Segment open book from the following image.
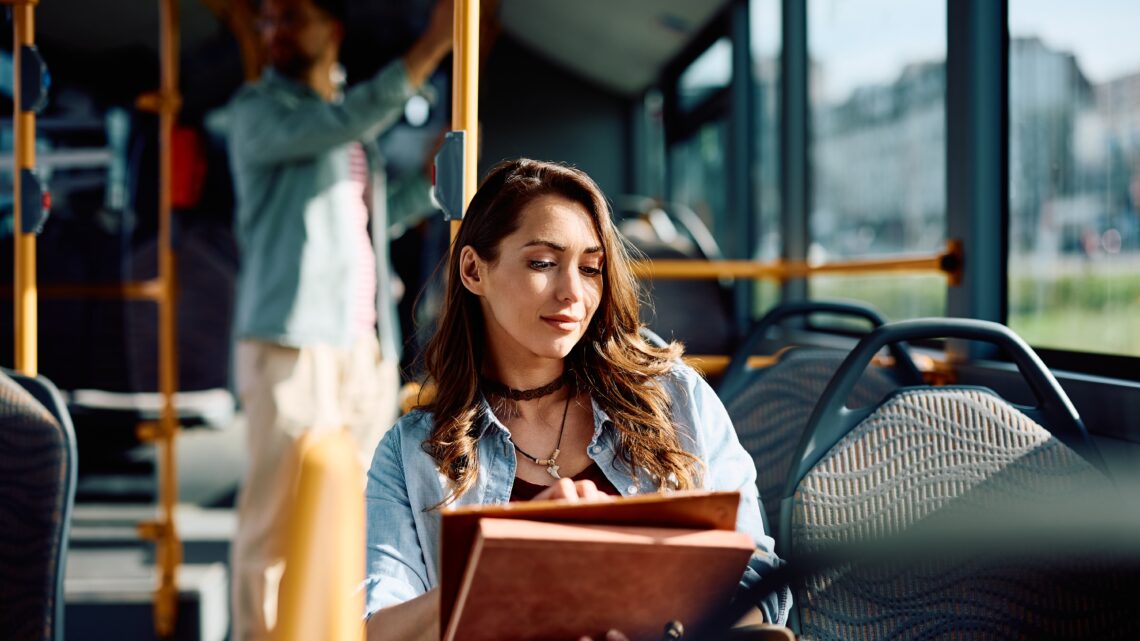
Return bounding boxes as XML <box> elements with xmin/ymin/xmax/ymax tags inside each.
<box><xmin>439</xmin><ymin>491</ymin><xmax>754</xmax><ymax>641</ymax></box>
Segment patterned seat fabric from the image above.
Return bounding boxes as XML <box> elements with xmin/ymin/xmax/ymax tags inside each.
<box><xmin>0</xmin><ymin>373</ymin><xmax>71</xmax><ymax>641</ymax></box>
<box><xmin>723</xmin><ymin>347</ymin><xmax>901</xmax><ymax>530</ymax></box>
<box><xmin>790</xmin><ymin>387</ymin><xmax>1137</xmax><ymax>640</ymax></box>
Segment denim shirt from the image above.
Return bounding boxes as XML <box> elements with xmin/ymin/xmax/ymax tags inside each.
<box><xmin>365</xmin><ymin>363</ymin><xmax>790</xmax><ymax>624</ymax></box>
<box><xmin>227</xmin><ymin>61</ymin><xmax>433</xmax><ymax>355</ymax></box>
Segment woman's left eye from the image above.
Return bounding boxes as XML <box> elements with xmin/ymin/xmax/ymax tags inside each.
<box><xmin>579</xmin><ymin>266</ymin><xmax>603</xmax><ymax>277</ymax></box>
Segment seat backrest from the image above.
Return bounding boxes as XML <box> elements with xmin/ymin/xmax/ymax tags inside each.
<box><xmin>785</xmin><ymin>387</ymin><xmax>1129</xmax><ymax>639</ymax></box>
<box><xmin>0</xmin><ymin>369</ymin><xmax>77</xmax><ymax>641</ymax></box>
<box><xmin>722</xmin><ymin>347</ymin><xmax>901</xmax><ymax>532</ymax></box>
<box><xmin>779</xmin><ymin>319</ymin><xmax>1125</xmax><ymax>639</ymax></box>
<box><xmin>718</xmin><ymin>299</ymin><xmax>918</xmax><ymax>399</ymax></box>
<box><xmin>718</xmin><ymin>300</ymin><xmax>921</xmax><ymax>532</ymax></box>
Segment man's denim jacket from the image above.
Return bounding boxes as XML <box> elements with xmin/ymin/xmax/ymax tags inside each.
<box><xmin>365</xmin><ymin>363</ymin><xmax>791</xmax><ymax>625</ymax></box>
<box><xmin>227</xmin><ymin>61</ymin><xmax>432</xmax><ymax>356</ymax></box>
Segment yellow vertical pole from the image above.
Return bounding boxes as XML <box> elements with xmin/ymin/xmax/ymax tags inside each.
<box><xmin>11</xmin><ymin>0</ymin><xmax>38</xmax><ymax>376</ymax></box>
<box><xmin>450</xmin><ymin>0</ymin><xmax>479</xmax><ymax>241</ymax></box>
<box><xmin>151</xmin><ymin>0</ymin><xmax>183</xmax><ymax>635</ymax></box>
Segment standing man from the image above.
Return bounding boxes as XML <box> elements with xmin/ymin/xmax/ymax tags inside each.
<box><xmin>225</xmin><ymin>0</ymin><xmax>452</xmax><ymax>638</ymax></box>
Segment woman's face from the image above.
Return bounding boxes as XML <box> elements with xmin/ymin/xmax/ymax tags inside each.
<box><xmin>462</xmin><ymin>194</ymin><xmax>605</xmax><ymax>368</ymax></box>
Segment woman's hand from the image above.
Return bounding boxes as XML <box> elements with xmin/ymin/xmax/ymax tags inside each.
<box><xmin>532</xmin><ymin>478</ymin><xmax>612</xmax><ymax>502</ymax></box>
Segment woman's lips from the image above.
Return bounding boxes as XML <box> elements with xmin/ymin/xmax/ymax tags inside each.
<box><xmin>542</xmin><ymin>315</ymin><xmax>580</xmax><ymax>331</ymax></box>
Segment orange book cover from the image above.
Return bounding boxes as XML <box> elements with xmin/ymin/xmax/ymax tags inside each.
<box><xmin>439</xmin><ymin>491</ymin><xmax>752</xmax><ymax>641</ymax></box>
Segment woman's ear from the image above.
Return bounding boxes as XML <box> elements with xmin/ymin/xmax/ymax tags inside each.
<box><xmin>458</xmin><ymin>246</ymin><xmax>485</xmax><ymax>295</ymax></box>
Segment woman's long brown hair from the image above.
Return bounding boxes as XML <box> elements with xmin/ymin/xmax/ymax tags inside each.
<box><xmin>421</xmin><ymin>159</ymin><xmax>701</xmax><ymax>504</ymax></box>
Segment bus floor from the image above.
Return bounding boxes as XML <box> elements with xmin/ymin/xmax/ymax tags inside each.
<box><xmin>65</xmin><ymin>412</ymin><xmax>246</xmax><ymax>641</ymax></box>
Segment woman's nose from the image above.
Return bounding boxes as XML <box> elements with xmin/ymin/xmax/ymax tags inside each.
<box><xmin>558</xmin><ymin>268</ymin><xmax>584</xmax><ymax>303</ymax></box>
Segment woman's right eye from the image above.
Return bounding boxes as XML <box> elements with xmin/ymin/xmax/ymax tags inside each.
<box><xmin>528</xmin><ymin>260</ymin><xmax>555</xmax><ymax>270</ymax></box>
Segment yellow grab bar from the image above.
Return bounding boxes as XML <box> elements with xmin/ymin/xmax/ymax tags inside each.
<box><xmin>633</xmin><ymin>239</ymin><xmax>963</xmax><ymax>286</ymax></box>
<box><xmin>277</xmin><ymin>431</ymin><xmax>366</xmax><ymax>641</ymax></box>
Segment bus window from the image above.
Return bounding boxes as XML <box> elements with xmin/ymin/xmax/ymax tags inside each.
<box><xmin>807</xmin><ymin>0</ymin><xmax>948</xmax><ymax>321</ymax></box>
<box><xmin>1008</xmin><ymin>0</ymin><xmax>1140</xmax><ymax>358</ymax></box>
<box><xmin>670</xmin><ymin>35</ymin><xmax>733</xmax><ymax>246</ymax></box>
<box><xmin>678</xmin><ymin>37</ymin><xmax>732</xmax><ymax>113</ymax></box>
<box><xmin>669</xmin><ymin>120</ymin><xmax>729</xmax><ymax>242</ymax></box>
<box><xmin>752</xmin><ymin>0</ymin><xmax>782</xmax><ymax>314</ymax></box>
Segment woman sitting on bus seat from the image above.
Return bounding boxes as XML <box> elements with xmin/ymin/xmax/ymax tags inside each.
<box><xmin>363</xmin><ymin>158</ymin><xmax>790</xmax><ymax>640</ymax></box>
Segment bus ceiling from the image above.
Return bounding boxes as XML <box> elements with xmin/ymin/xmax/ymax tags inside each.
<box><xmin>31</xmin><ymin>0</ymin><xmax>730</xmax><ymax>99</ymax></box>
<box><xmin>499</xmin><ymin>0</ymin><xmax>732</xmax><ymax>96</ymax></box>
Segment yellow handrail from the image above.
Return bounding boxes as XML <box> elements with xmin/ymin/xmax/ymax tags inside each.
<box><xmin>450</xmin><ymin>0</ymin><xmax>480</xmax><ymax>241</ymax></box>
<box><xmin>0</xmin><ymin>280</ymin><xmax>167</xmax><ymax>300</ymax></box>
<box><xmin>8</xmin><ymin>0</ymin><xmax>39</xmax><ymax>375</ymax></box>
<box><xmin>685</xmin><ymin>352</ymin><xmax>942</xmax><ymax>379</ymax></box>
<box><xmin>632</xmin><ymin>239</ymin><xmax>963</xmax><ymax>286</ymax></box>
<box><xmin>11</xmin><ymin>232</ymin><xmax>963</xmax><ymax>303</ymax></box>
<box><xmin>276</xmin><ymin>431</ymin><xmax>366</xmax><ymax>641</ymax></box>
<box><xmin>682</xmin><ymin>354</ymin><xmax>779</xmax><ymax>377</ymax></box>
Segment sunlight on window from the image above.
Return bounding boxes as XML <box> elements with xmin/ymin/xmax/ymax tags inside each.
<box><xmin>807</xmin><ymin>0</ymin><xmax>947</xmax><ymax>320</ymax></box>
<box><xmin>1009</xmin><ymin>0</ymin><xmax>1140</xmax><ymax>357</ymax></box>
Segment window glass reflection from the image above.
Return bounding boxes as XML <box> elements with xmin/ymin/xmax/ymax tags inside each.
<box><xmin>678</xmin><ymin>38</ymin><xmax>733</xmax><ymax>113</ymax></box>
<box><xmin>1009</xmin><ymin>0</ymin><xmax>1140</xmax><ymax>357</ymax></box>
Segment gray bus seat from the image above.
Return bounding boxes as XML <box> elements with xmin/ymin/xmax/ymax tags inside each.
<box><xmin>778</xmin><ymin>319</ymin><xmax>1123</xmax><ymax>639</ymax></box>
<box><xmin>0</xmin><ymin>368</ymin><xmax>78</xmax><ymax>641</ymax></box>
<box><xmin>718</xmin><ymin>301</ymin><xmax>922</xmax><ymax>532</ymax></box>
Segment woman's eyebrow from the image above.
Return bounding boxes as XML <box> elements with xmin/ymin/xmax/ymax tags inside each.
<box><xmin>523</xmin><ymin>239</ymin><xmax>565</xmax><ymax>251</ymax></box>
<box><xmin>522</xmin><ymin>239</ymin><xmax>605</xmax><ymax>254</ymax></box>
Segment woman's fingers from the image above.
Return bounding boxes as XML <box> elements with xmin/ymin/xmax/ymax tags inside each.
<box><xmin>531</xmin><ymin>478</ymin><xmax>612</xmax><ymax>502</ymax></box>
<box><xmin>575</xmin><ymin>479</ymin><xmax>601</xmax><ymax>500</ymax></box>
<box><xmin>533</xmin><ymin>477</ymin><xmax>578</xmax><ymax>501</ymax></box>
<box><xmin>578</xmin><ymin>630</ymin><xmax>628</xmax><ymax>641</ymax></box>
<box><xmin>557</xmin><ymin>478</ymin><xmax>581</xmax><ymax>501</ymax></box>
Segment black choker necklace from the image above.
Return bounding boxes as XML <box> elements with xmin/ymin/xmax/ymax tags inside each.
<box><xmin>481</xmin><ymin>373</ymin><xmax>566</xmax><ymax>402</ymax></box>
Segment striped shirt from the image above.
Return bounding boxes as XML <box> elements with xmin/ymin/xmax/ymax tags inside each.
<box><xmin>347</xmin><ymin>142</ymin><xmax>378</xmax><ymax>337</ymax></box>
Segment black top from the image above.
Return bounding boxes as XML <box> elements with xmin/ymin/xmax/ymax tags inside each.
<box><xmin>509</xmin><ymin>462</ymin><xmax>621</xmax><ymax>502</ymax></box>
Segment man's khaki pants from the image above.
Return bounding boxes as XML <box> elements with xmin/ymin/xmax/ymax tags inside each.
<box><xmin>230</xmin><ymin>335</ymin><xmax>398</xmax><ymax>641</ymax></box>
